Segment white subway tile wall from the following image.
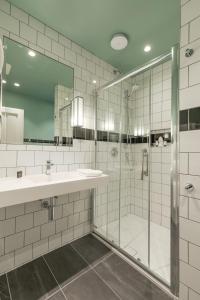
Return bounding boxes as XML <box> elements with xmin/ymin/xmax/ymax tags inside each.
<box><xmin>0</xmin><ymin>0</ymin><xmax>116</xmax><ymax>273</ymax></box>
<box><xmin>179</xmin><ymin>0</ymin><xmax>200</xmax><ymax>299</ymax></box>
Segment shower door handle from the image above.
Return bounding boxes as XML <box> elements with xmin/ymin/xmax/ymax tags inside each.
<box><xmin>141</xmin><ymin>149</ymin><xmax>148</xmax><ymax>180</ymax></box>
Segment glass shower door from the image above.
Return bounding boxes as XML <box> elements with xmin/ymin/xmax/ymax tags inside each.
<box><xmin>93</xmin><ymin>49</ymin><xmax>178</xmax><ymax>293</ymax></box>
<box><xmin>94</xmin><ymin>82</ymin><xmax>122</xmax><ymax>247</ymax></box>
<box><xmin>119</xmin><ymin>71</ymin><xmax>151</xmax><ymax>268</ymax></box>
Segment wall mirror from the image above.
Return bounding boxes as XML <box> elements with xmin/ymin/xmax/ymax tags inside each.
<box><xmin>0</xmin><ymin>37</ymin><xmax>74</xmax><ymax>145</ymax></box>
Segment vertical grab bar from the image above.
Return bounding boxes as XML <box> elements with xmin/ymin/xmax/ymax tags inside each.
<box><xmin>141</xmin><ymin>149</ymin><xmax>148</xmax><ymax>180</ymax></box>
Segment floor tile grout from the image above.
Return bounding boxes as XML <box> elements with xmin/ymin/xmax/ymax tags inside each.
<box><xmin>70</xmin><ymin>244</ymin><xmax>122</xmax><ymax>300</ymax></box>
<box><xmin>42</xmin><ymin>256</ymin><xmax>68</xmax><ymax>300</ymax></box>
<box><xmin>53</xmin><ymin>244</ymin><xmax>94</xmax><ymax>289</ymax></box>
<box><xmin>0</xmin><ymin>234</ymin><xmax>172</xmax><ymax>300</ymax></box>
<box><xmin>6</xmin><ymin>273</ymin><xmax>12</xmax><ymax>300</ymax></box>
<box><xmin>70</xmin><ymin>239</ymin><xmax>113</xmax><ymax>269</ymax></box>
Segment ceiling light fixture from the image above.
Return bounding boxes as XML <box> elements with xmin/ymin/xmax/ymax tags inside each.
<box><xmin>2</xmin><ymin>79</ymin><xmax>7</xmax><ymax>84</ymax></box>
<box><xmin>111</xmin><ymin>33</ymin><xmax>128</xmax><ymax>50</ymax></box>
<box><xmin>92</xmin><ymin>79</ymin><xmax>97</xmax><ymax>84</ymax></box>
<box><xmin>144</xmin><ymin>45</ymin><xmax>151</xmax><ymax>52</ymax></box>
<box><xmin>28</xmin><ymin>50</ymin><xmax>36</xmax><ymax>57</ymax></box>
<box><xmin>14</xmin><ymin>82</ymin><xmax>20</xmax><ymax>87</ymax></box>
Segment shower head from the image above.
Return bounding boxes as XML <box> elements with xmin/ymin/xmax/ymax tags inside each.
<box><xmin>125</xmin><ymin>84</ymin><xmax>139</xmax><ymax>98</ymax></box>
<box><xmin>130</xmin><ymin>84</ymin><xmax>139</xmax><ymax>95</ymax></box>
<box><xmin>0</xmin><ymin>38</ymin><xmax>4</xmax><ymax>75</ymax></box>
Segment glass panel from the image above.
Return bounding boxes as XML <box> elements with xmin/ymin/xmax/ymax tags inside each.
<box><xmin>94</xmin><ymin>83</ymin><xmax>122</xmax><ymax>246</ymax></box>
<box><xmin>119</xmin><ymin>71</ymin><xmax>150</xmax><ymax>268</ymax></box>
<box><xmin>149</xmin><ymin>60</ymin><xmax>171</xmax><ymax>284</ymax></box>
<box><xmin>94</xmin><ymin>57</ymin><xmax>172</xmax><ymax>287</ymax></box>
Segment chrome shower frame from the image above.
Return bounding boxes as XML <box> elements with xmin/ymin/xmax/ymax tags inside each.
<box><xmin>93</xmin><ymin>45</ymin><xmax>179</xmax><ymax>297</ymax></box>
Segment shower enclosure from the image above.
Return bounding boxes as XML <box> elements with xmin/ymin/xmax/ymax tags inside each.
<box><xmin>93</xmin><ymin>46</ymin><xmax>179</xmax><ymax>296</ymax></box>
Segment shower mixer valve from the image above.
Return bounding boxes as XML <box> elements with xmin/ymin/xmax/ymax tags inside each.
<box><xmin>185</xmin><ymin>183</ymin><xmax>194</xmax><ymax>193</ymax></box>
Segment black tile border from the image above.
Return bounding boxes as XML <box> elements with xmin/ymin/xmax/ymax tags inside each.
<box><xmin>189</xmin><ymin>107</ymin><xmax>200</xmax><ymax>130</ymax></box>
<box><xmin>180</xmin><ymin>110</ymin><xmax>188</xmax><ymax>131</ymax></box>
<box><xmin>180</xmin><ymin>106</ymin><xmax>200</xmax><ymax>132</ymax></box>
<box><xmin>73</xmin><ymin>127</ymin><xmax>171</xmax><ymax>145</ymax></box>
<box><xmin>24</xmin><ymin>128</ymin><xmax>172</xmax><ymax>146</ymax></box>
<box><xmin>24</xmin><ymin>138</ymin><xmax>55</xmax><ymax>144</ymax></box>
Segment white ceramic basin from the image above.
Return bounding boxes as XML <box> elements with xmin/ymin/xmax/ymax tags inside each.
<box><xmin>27</xmin><ymin>172</ymin><xmax>78</xmax><ymax>184</ymax></box>
<box><xmin>0</xmin><ymin>171</ymin><xmax>108</xmax><ymax>209</ymax></box>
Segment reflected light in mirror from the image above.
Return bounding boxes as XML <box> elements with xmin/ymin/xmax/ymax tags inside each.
<box><xmin>14</xmin><ymin>82</ymin><xmax>20</xmax><ymax>87</ymax></box>
<box><xmin>28</xmin><ymin>50</ymin><xmax>36</xmax><ymax>57</ymax></box>
<box><xmin>71</xmin><ymin>96</ymin><xmax>84</xmax><ymax>127</ymax></box>
<box><xmin>2</xmin><ymin>79</ymin><xmax>6</xmax><ymax>84</ymax></box>
<box><xmin>134</xmin><ymin>128</ymin><xmax>138</xmax><ymax>136</ymax></box>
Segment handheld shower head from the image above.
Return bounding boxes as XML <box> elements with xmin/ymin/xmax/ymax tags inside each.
<box><xmin>0</xmin><ymin>38</ymin><xmax>4</xmax><ymax>75</ymax></box>
<box><xmin>125</xmin><ymin>84</ymin><xmax>139</xmax><ymax>98</ymax></box>
<box><xmin>130</xmin><ymin>84</ymin><xmax>139</xmax><ymax>96</ymax></box>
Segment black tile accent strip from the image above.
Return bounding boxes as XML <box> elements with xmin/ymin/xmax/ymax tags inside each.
<box><xmin>180</xmin><ymin>107</ymin><xmax>200</xmax><ymax>132</ymax></box>
<box><xmin>24</xmin><ymin>138</ymin><xmax>54</xmax><ymax>144</ymax></box>
<box><xmin>24</xmin><ymin>128</ymin><xmax>172</xmax><ymax>145</ymax></box>
<box><xmin>180</xmin><ymin>110</ymin><xmax>188</xmax><ymax>131</ymax></box>
<box><xmin>73</xmin><ymin>127</ymin><xmax>86</xmax><ymax>139</ymax></box>
<box><xmin>109</xmin><ymin>132</ymin><xmax>119</xmax><ymax>143</ymax></box>
<box><xmin>189</xmin><ymin>107</ymin><xmax>200</xmax><ymax>130</ymax></box>
<box><xmin>97</xmin><ymin>130</ymin><xmax>108</xmax><ymax>142</ymax></box>
<box><xmin>24</xmin><ymin>137</ymin><xmax>73</xmax><ymax>146</ymax></box>
<box><xmin>61</xmin><ymin>137</ymin><xmax>73</xmax><ymax>146</ymax></box>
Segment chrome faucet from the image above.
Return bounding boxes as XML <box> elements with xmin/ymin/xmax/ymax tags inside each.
<box><xmin>46</xmin><ymin>160</ymin><xmax>54</xmax><ymax>175</ymax></box>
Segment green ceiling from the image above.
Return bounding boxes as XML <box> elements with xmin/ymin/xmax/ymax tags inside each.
<box><xmin>9</xmin><ymin>0</ymin><xmax>180</xmax><ymax>72</ymax></box>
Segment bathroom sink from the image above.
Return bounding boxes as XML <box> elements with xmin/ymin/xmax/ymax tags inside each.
<box><xmin>27</xmin><ymin>172</ymin><xmax>79</xmax><ymax>184</ymax></box>
<box><xmin>0</xmin><ymin>171</ymin><xmax>108</xmax><ymax>209</ymax></box>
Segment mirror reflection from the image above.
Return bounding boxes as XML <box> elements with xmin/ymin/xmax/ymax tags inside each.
<box><xmin>1</xmin><ymin>37</ymin><xmax>74</xmax><ymax>145</ymax></box>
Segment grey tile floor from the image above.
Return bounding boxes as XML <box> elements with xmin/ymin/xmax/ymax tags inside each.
<box><xmin>0</xmin><ymin>234</ymin><xmax>173</xmax><ymax>300</ymax></box>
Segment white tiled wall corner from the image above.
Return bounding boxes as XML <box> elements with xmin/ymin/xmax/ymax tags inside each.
<box><xmin>180</xmin><ymin>1</ymin><xmax>200</xmax><ymax>298</ymax></box>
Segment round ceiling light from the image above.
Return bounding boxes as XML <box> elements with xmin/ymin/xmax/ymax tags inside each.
<box><xmin>111</xmin><ymin>33</ymin><xmax>128</xmax><ymax>50</ymax></box>
<box><xmin>144</xmin><ymin>45</ymin><xmax>151</xmax><ymax>52</ymax></box>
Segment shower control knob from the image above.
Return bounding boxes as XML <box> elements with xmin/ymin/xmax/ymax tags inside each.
<box><xmin>185</xmin><ymin>48</ymin><xmax>194</xmax><ymax>57</ymax></box>
<box><xmin>185</xmin><ymin>183</ymin><xmax>194</xmax><ymax>192</ymax></box>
